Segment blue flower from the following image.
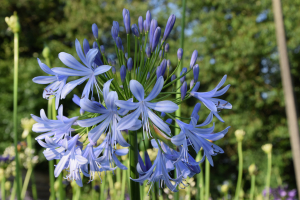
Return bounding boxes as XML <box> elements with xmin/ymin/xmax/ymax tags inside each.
<box><xmin>116</xmin><ymin>76</ymin><xmax>178</xmax><ymax>137</ymax></box>
<box><xmin>171</xmin><ymin>104</ymin><xmax>230</xmax><ymax>166</ymax></box>
<box><xmin>77</xmin><ymin>79</ymin><xmax>139</xmax><ymax>145</ymax></box>
<box><xmin>132</xmin><ymin>140</ymin><xmax>183</xmax><ymax>192</ymax></box>
<box><xmin>52</xmin><ymin>39</ymin><xmax>111</xmax><ymax>99</ymax></box>
<box><xmin>33</xmin><ymin>58</ymin><xmax>68</xmax><ymax>109</ymax></box>
<box><xmin>190</xmin><ymin>75</ymin><xmax>231</xmax><ymax>122</ymax></box>
<box><xmin>31</xmin><ymin>105</ymin><xmax>78</xmax><ymax>142</ymax></box>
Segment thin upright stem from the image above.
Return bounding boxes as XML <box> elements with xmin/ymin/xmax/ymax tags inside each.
<box><xmin>129</xmin><ymin>131</ymin><xmax>140</xmax><ymax>200</ymax></box>
<box><xmin>196</xmin><ymin>151</ymin><xmax>204</xmax><ymax>200</ymax></box>
<box><xmin>234</xmin><ymin>141</ymin><xmax>243</xmax><ymax>200</ymax></box>
<box><xmin>1</xmin><ymin>176</ymin><xmax>5</xmax><ymax>200</ymax></box>
<box><xmin>100</xmin><ymin>175</ymin><xmax>106</xmax><ymax>200</ymax></box>
<box><xmin>265</xmin><ymin>153</ymin><xmax>272</xmax><ymax>200</ymax></box>
<box><xmin>205</xmin><ymin>158</ymin><xmax>210</xmax><ymax>200</ymax></box>
<box><xmin>250</xmin><ymin>175</ymin><xmax>256</xmax><ymax>200</ymax></box>
<box><xmin>13</xmin><ymin>32</ymin><xmax>21</xmax><ymax>200</ymax></box>
<box><xmin>48</xmin><ymin>99</ymin><xmax>55</xmax><ymax>200</ymax></box>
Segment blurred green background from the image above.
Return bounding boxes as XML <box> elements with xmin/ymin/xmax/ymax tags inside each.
<box><xmin>1</xmin><ymin>0</ymin><xmax>299</xmax><ymax>199</ymax></box>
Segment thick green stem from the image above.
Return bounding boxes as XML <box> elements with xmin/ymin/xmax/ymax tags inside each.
<box><xmin>250</xmin><ymin>175</ymin><xmax>256</xmax><ymax>200</ymax></box>
<box><xmin>120</xmin><ymin>168</ymin><xmax>126</xmax><ymax>200</ymax></box>
<box><xmin>265</xmin><ymin>153</ymin><xmax>272</xmax><ymax>200</ymax></box>
<box><xmin>13</xmin><ymin>32</ymin><xmax>21</xmax><ymax>200</ymax></box>
<box><xmin>1</xmin><ymin>176</ymin><xmax>5</xmax><ymax>200</ymax></box>
<box><xmin>196</xmin><ymin>151</ymin><xmax>204</xmax><ymax>200</ymax></box>
<box><xmin>205</xmin><ymin>158</ymin><xmax>210</xmax><ymax>200</ymax></box>
<box><xmin>129</xmin><ymin>131</ymin><xmax>140</xmax><ymax>200</ymax></box>
<box><xmin>234</xmin><ymin>141</ymin><xmax>243</xmax><ymax>200</ymax></box>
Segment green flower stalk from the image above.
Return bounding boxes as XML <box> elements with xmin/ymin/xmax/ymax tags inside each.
<box><xmin>5</xmin><ymin>12</ymin><xmax>21</xmax><ymax>200</ymax></box>
<box><xmin>196</xmin><ymin>151</ymin><xmax>204</xmax><ymax>200</ymax></box>
<box><xmin>205</xmin><ymin>158</ymin><xmax>210</xmax><ymax>200</ymax></box>
<box><xmin>0</xmin><ymin>169</ymin><xmax>5</xmax><ymax>200</ymax></box>
<box><xmin>248</xmin><ymin>164</ymin><xmax>257</xmax><ymax>200</ymax></box>
<box><xmin>234</xmin><ymin>129</ymin><xmax>245</xmax><ymax>200</ymax></box>
<box><xmin>262</xmin><ymin>144</ymin><xmax>272</xmax><ymax>200</ymax></box>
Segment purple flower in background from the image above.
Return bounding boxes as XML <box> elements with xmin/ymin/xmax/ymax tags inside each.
<box><xmin>92</xmin><ymin>23</ymin><xmax>98</xmax><ymax>39</ymax></box>
<box><xmin>51</xmin><ymin>39</ymin><xmax>111</xmax><ymax>99</ymax></box>
<box><xmin>190</xmin><ymin>75</ymin><xmax>231</xmax><ymax>122</ymax></box>
<box><xmin>116</xmin><ymin>76</ymin><xmax>178</xmax><ymax>137</ymax></box>
<box><xmin>32</xmin><ymin>58</ymin><xmax>68</xmax><ymax>109</ymax></box>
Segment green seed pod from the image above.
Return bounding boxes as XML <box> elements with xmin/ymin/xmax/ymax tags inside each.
<box><xmin>262</xmin><ymin>143</ymin><xmax>272</xmax><ymax>154</ymax></box>
<box><xmin>248</xmin><ymin>163</ymin><xmax>258</xmax><ymax>176</ymax></box>
<box><xmin>42</xmin><ymin>46</ymin><xmax>51</xmax><ymax>59</ymax></box>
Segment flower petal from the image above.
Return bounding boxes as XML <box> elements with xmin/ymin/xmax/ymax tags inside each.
<box><xmin>103</xmin><ymin>79</ymin><xmax>113</xmax><ymax>101</ymax></box>
<box><xmin>213</xmin><ymin>84</ymin><xmax>230</xmax><ymax>97</ymax></box>
<box><xmin>80</xmin><ymin>98</ymin><xmax>107</xmax><ymax>114</ymax></box>
<box><xmin>75</xmin><ymin>39</ymin><xmax>88</xmax><ymax>66</ymax></box>
<box><xmin>117</xmin><ymin>107</ymin><xmax>141</xmax><ymax>130</ymax></box>
<box><xmin>198</xmin><ymin>97</ymin><xmax>217</xmax><ymax>112</ymax></box>
<box><xmin>52</xmin><ymin>67</ymin><xmax>91</xmax><ymax>76</ymax></box>
<box><xmin>77</xmin><ymin>113</ymin><xmax>109</xmax><ymax>127</ymax></box>
<box><xmin>115</xmin><ymin>100</ymin><xmax>139</xmax><ymax>111</ymax></box>
<box><xmin>86</xmin><ymin>48</ymin><xmax>98</xmax><ymax>68</ymax></box>
<box><xmin>58</xmin><ymin>52</ymin><xmax>88</xmax><ymax>71</ymax></box>
<box><xmin>37</xmin><ymin>58</ymin><xmax>56</xmax><ymax>75</ymax></box>
<box><xmin>32</xmin><ymin>76</ymin><xmax>57</xmax><ymax>84</ymax></box>
<box><xmin>88</xmin><ymin>116</ymin><xmax>111</xmax><ymax>145</ymax></box>
<box><xmin>54</xmin><ymin>152</ymin><xmax>71</xmax><ymax>177</ymax></box>
<box><xmin>93</xmin><ymin>65</ymin><xmax>111</xmax><ymax>76</ymax></box>
<box><xmin>196</xmin><ymin>112</ymin><xmax>213</xmax><ymax>127</ymax></box>
<box><xmin>147</xmin><ymin>109</ymin><xmax>171</xmax><ymax>134</ymax></box>
<box><xmin>61</xmin><ymin>76</ymin><xmax>89</xmax><ymax>99</ymax></box>
<box><xmin>144</xmin><ymin>76</ymin><xmax>164</xmax><ymax>101</ymax></box>
<box><xmin>130</xmin><ymin>80</ymin><xmax>144</xmax><ymax>101</ymax></box>
<box><xmin>145</xmin><ymin>101</ymin><xmax>178</xmax><ymax>113</ymax></box>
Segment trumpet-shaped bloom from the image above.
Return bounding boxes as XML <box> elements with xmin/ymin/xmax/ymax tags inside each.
<box><xmin>171</xmin><ymin>104</ymin><xmax>230</xmax><ymax>166</ymax></box>
<box><xmin>190</xmin><ymin>75</ymin><xmax>232</xmax><ymax>122</ymax></box>
<box><xmin>33</xmin><ymin>58</ymin><xmax>68</xmax><ymax>109</ymax></box>
<box><xmin>77</xmin><ymin>79</ymin><xmax>138</xmax><ymax>145</ymax></box>
<box><xmin>52</xmin><ymin>39</ymin><xmax>111</xmax><ymax>99</ymax></box>
<box><xmin>31</xmin><ymin>105</ymin><xmax>78</xmax><ymax>142</ymax></box>
<box><xmin>116</xmin><ymin>76</ymin><xmax>178</xmax><ymax>136</ymax></box>
<box><xmin>132</xmin><ymin>140</ymin><xmax>182</xmax><ymax>192</ymax></box>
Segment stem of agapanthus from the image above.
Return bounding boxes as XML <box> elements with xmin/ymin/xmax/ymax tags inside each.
<box><xmin>127</xmin><ymin>34</ymin><xmax>130</xmax><ymax>58</ymax></box>
<box><xmin>100</xmin><ymin>174</ymin><xmax>106</xmax><ymax>200</ymax></box>
<box><xmin>10</xmin><ymin>180</ymin><xmax>17</xmax><ymax>200</ymax></box>
<box><xmin>21</xmin><ymin>167</ymin><xmax>33</xmax><ymax>199</ymax></box>
<box><xmin>234</xmin><ymin>141</ymin><xmax>243</xmax><ymax>200</ymax></box>
<box><xmin>196</xmin><ymin>151</ymin><xmax>204</xmax><ymax>200</ymax></box>
<box><xmin>129</xmin><ymin>131</ymin><xmax>140</xmax><ymax>200</ymax></box>
<box><xmin>249</xmin><ymin>174</ymin><xmax>256</xmax><ymax>200</ymax></box>
<box><xmin>13</xmin><ymin>29</ymin><xmax>22</xmax><ymax>200</ymax></box>
<box><xmin>120</xmin><ymin>169</ymin><xmax>126</xmax><ymax>200</ymax></box>
<box><xmin>134</xmin><ymin>37</ymin><xmax>138</xmax><ymax>79</ymax></box>
<box><xmin>48</xmin><ymin>99</ymin><xmax>55</xmax><ymax>200</ymax></box>
<box><xmin>51</xmin><ymin>100</ymin><xmax>64</xmax><ymax>200</ymax></box>
<box><xmin>205</xmin><ymin>158</ymin><xmax>210</xmax><ymax>200</ymax></box>
<box><xmin>265</xmin><ymin>152</ymin><xmax>272</xmax><ymax>200</ymax></box>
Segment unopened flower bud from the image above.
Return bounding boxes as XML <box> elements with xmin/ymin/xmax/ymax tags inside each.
<box><xmin>161</xmin><ymin>112</ymin><xmax>166</xmax><ymax>117</ymax></box>
<box><xmin>190</xmin><ymin>79</ymin><xmax>195</xmax><ymax>89</ymax></box>
<box><xmin>127</xmin><ymin>58</ymin><xmax>133</xmax><ymax>71</ymax></box>
<box><xmin>111</xmin><ymin>60</ymin><xmax>116</xmax><ymax>66</ymax></box>
<box><xmin>191</xmin><ymin>82</ymin><xmax>200</xmax><ymax>92</ymax></box>
<box><xmin>83</xmin><ymin>39</ymin><xmax>90</xmax><ymax>55</ymax></box>
<box><xmin>193</xmin><ymin>64</ymin><xmax>199</xmax><ymax>82</ymax></box>
<box><xmin>221</xmin><ymin>184</ymin><xmax>229</xmax><ymax>193</ymax></box>
<box><xmin>262</xmin><ymin>144</ymin><xmax>272</xmax><ymax>154</ymax></box>
<box><xmin>111</xmin><ymin>26</ymin><xmax>118</xmax><ymax>41</ymax></box>
<box><xmin>116</xmin><ymin>37</ymin><xmax>123</xmax><ymax>50</ymax></box>
<box><xmin>120</xmin><ymin>65</ymin><xmax>126</xmax><ymax>82</ymax></box>
<box><xmin>107</xmin><ymin>58</ymin><xmax>112</xmax><ymax>65</ymax></box>
<box><xmin>125</xmin><ymin>53</ymin><xmax>128</xmax><ymax>60</ymax></box>
<box><xmin>177</xmin><ymin>48</ymin><xmax>183</xmax><ymax>60</ymax></box>
<box><xmin>166</xmin><ymin>118</ymin><xmax>173</xmax><ymax>124</ymax></box>
<box><xmin>171</xmin><ymin>75</ymin><xmax>176</xmax><ymax>82</ymax></box>
<box><xmin>145</xmin><ymin>11</ymin><xmax>151</xmax><ymax>32</ymax></box>
<box><xmin>42</xmin><ymin>46</ymin><xmax>51</xmax><ymax>59</ymax></box>
<box><xmin>160</xmin><ymin>59</ymin><xmax>167</xmax><ymax>76</ymax></box>
<box><xmin>21</xmin><ymin>118</ymin><xmax>36</xmax><ymax>138</ymax></box>
<box><xmin>151</xmin><ymin>27</ymin><xmax>161</xmax><ymax>52</ymax></box>
<box><xmin>165</xmin><ymin>43</ymin><xmax>169</xmax><ymax>53</ymax></box>
<box><xmin>115</xmin><ymin>182</ymin><xmax>121</xmax><ymax>190</ymax></box>
<box><xmin>190</xmin><ymin>50</ymin><xmax>198</xmax><ymax>68</ymax></box>
<box><xmin>180</xmin><ymin>68</ymin><xmax>187</xmax><ymax>84</ymax></box>
<box><xmin>235</xmin><ymin>129</ymin><xmax>245</xmax><ymax>142</ymax></box>
<box><xmin>163</xmin><ymin>14</ymin><xmax>176</xmax><ymax>41</ymax></box>
<box><xmin>138</xmin><ymin>16</ymin><xmax>143</xmax><ymax>33</ymax></box>
<box><xmin>5</xmin><ymin>12</ymin><xmax>20</xmax><ymax>33</ymax></box>
<box><xmin>146</xmin><ymin>72</ymin><xmax>150</xmax><ymax>80</ymax></box>
<box><xmin>149</xmin><ymin>19</ymin><xmax>158</xmax><ymax>47</ymax></box>
<box><xmin>5</xmin><ymin>181</ymin><xmax>11</xmax><ymax>191</ymax></box>
<box><xmin>143</xmin><ymin>20</ymin><xmax>147</xmax><ymax>33</ymax></box>
<box><xmin>112</xmin><ymin>66</ymin><xmax>116</xmax><ymax>74</ymax></box>
<box><xmin>131</xmin><ymin>24</ymin><xmax>139</xmax><ymax>37</ymax></box>
<box><xmin>92</xmin><ymin>23</ymin><xmax>98</xmax><ymax>39</ymax></box>
<box><xmin>248</xmin><ymin>164</ymin><xmax>258</xmax><ymax>176</ymax></box>
<box><xmin>100</xmin><ymin>45</ymin><xmax>105</xmax><ymax>54</ymax></box>
<box><xmin>159</xmin><ymin>50</ymin><xmax>163</xmax><ymax>58</ymax></box>
<box><xmin>123</xmin><ymin>9</ymin><xmax>131</xmax><ymax>34</ymax></box>
<box><xmin>146</xmin><ymin>46</ymin><xmax>151</xmax><ymax>58</ymax></box>
<box><xmin>181</xmin><ymin>81</ymin><xmax>187</xmax><ymax>100</ymax></box>
<box><xmin>156</xmin><ymin>66</ymin><xmax>162</xmax><ymax>79</ymax></box>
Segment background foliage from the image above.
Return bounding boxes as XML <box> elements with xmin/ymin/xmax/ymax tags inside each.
<box><xmin>1</xmin><ymin>0</ymin><xmax>299</xmax><ymax>198</ymax></box>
